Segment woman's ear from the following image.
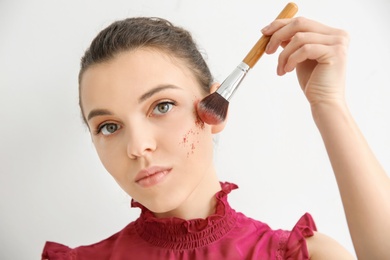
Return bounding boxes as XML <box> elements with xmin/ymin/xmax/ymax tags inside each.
<box><xmin>208</xmin><ymin>82</ymin><xmax>228</xmax><ymax>134</ymax></box>
<box><xmin>209</xmin><ymin>82</ymin><xmax>220</xmax><ymax>94</ymax></box>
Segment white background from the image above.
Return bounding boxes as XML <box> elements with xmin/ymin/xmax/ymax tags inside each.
<box><xmin>1</xmin><ymin>0</ymin><xmax>389</xmax><ymax>258</ymax></box>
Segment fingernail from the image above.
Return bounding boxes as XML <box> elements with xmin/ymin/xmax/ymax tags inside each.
<box><xmin>261</xmin><ymin>25</ymin><xmax>270</xmax><ymax>33</ymax></box>
<box><xmin>277</xmin><ymin>65</ymin><xmax>283</xmax><ymax>76</ymax></box>
<box><xmin>265</xmin><ymin>43</ymin><xmax>270</xmax><ymax>53</ymax></box>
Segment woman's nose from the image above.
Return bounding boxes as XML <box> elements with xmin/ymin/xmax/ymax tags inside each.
<box><xmin>126</xmin><ymin>125</ymin><xmax>157</xmax><ymax>159</ymax></box>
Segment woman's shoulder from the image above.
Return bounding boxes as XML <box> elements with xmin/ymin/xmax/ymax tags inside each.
<box><xmin>284</xmin><ymin>213</ymin><xmax>354</xmax><ymax>259</ymax></box>
<box><xmin>305</xmin><ymin>231</ymin><xmax>355</xmax><ymax>259</ymax></box>
<box><xmin>233</xmin><ymin>212</ymin><xmax>317</xmax><ymax>259</ymax></box>
<box><xmin>259</xmin><ymin>213</ymin><xmax>353</xmax><ymax>259</ymax></box>
<box><xmin>277</xmin><ymin>213</ymin><xmax>317</xmax><ymax>259</ymax></box>
<box><xmin>41</xmin><ymin>241</ymin><xmax>74</xmax><ymax>260</ymax></box>
<box><xmin>41</xmin><ymin>222</ymin><xmax>137</xmax><ymax>260</ymax></box>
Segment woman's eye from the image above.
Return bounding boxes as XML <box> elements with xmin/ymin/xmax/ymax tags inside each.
<box><xmin>98</xmin><ymin>123</ymin><xmax>121</xmax><ymax>136</ymax></box>
<box><xmin>152</xmin><ymin>101</ymin><xmax>174</xmax><ymax>116</ymax></box>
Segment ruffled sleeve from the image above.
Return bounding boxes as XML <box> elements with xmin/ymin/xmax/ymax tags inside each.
<box><xmin>41</xmin><ymin>241</ymin><xmax>75</xmax><ymax>260</ymax></box>
<box><xmin>284</xmin><ymin>213</ymin><xmax>317</xmax><ymax>260</ymax></box>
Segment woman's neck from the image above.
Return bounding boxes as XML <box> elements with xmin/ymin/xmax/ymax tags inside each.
<box><xmin>153</xmin><ymin>169</ymin><xmax>221</xmax><ymax>220</ymax></box>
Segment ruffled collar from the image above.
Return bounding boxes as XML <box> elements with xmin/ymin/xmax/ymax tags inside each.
<box><xmin>132</xmin><ymin>182</ymin><xmax>239</xmax><ymax>250</ymax></box>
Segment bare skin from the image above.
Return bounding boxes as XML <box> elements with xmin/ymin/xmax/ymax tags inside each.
<box><xmin>71</xmin><ymin>16</ymin><xmax>388</xmax><ymax>260</ymax></box>
<box><xmin>81</xmin><ymin>49</ymin><xmax>224</xmax><ymax>220</ymax></box>
<box><xmin>264</xmin><ymin>17</ymin><xmax>390</xmax><ymax>259</ymax></box>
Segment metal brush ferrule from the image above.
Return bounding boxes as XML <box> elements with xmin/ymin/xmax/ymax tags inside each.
<box><xmin>216</xmin><ymin>62</ymin><xmax>250</xmax><ymax>101</ymax></box>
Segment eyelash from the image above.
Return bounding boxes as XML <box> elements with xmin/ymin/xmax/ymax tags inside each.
<box><xmin>93</xmin><ymin>101</ymin><xmax>176</xmax><ymax>136</ymax></box>
<box><xmin>150</xmin><ymin>100</ymin><xmax>176</xmax><ymax>117</ymax></box>
<box><xmin>95</xmin><ymin>122</ymin><xmax>120</xmax><ymax>136</ymax></box>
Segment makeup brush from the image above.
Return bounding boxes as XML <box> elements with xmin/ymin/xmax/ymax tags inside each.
<box><xmin>197</xmin><ymin>2</ymin><xmax>298</xmax><ymax>125</ymax></box>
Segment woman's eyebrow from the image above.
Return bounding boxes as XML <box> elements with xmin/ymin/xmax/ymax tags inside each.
<box><xmin>87</xmin><ymin>85</ymin><xmax>180</xmax><ymax>121</ymax></box>
<box><xmin>138</xmin><ymin>84</ymin><xmax>180</xmax><ymax>103</ymax></box>
<box><xmin>87</xmin><ymin>109</ymin><xmax>113</xmax><ymax>121</ymax></box>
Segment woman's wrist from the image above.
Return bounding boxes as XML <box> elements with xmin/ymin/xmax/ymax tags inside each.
<box><xmin>310</xmin><ymin>99</ymin><xmax>350</xmax><ymax>129</ymax></box>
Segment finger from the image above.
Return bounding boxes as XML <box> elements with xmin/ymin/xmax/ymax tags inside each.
<box><xmin>290</xmin><ymin>42</ymin><xmax>347</xmax><ymax>72</ymax></box>
<box><xmin>279</xmin><ymin>44</ymin><xmax>340</xmax><ymax>76</ymax></box>
<box><xmin>263</xmin><ymin>17</ymin><xmax>345</xmax><ymax>54</ymax></box>
<box><xmin>286</xmin><ymin>44</ymin><xmax>326</xmax><ymax>75</ymax></box>
<box><xmin>277</xmin><ymin>32</ymin><xmax>345</xmax><ymax>74</ymax></box>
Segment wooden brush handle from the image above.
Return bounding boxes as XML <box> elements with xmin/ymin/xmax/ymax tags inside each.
<box><xmin>242</xmin><ymin>2</ymin><xmax>298</xmax><ymax>68</ymax></box>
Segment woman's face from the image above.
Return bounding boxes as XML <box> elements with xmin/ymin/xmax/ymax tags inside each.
<box><xmin>80</xmin><ymin>49</ymin><xmax>218</xmax><ymax>213</ymax></box>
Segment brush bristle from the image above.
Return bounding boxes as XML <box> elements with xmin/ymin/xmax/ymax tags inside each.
<box><xmin>197</xmin><ymin>92</ymin><xmax>229</xmax><ymax>125</ymax></box>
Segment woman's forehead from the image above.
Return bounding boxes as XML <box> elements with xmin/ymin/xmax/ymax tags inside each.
<box><xmin>80</xmin><ymin>49</ymin><xmax>202</xmax><ymax>111</ymax></box>
<box><xmin>82</xmin><ymin>49</ymin><xmax>195</xmax><ymax>85</ymax></box>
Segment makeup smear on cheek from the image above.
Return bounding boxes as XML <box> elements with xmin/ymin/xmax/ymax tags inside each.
<box><xmin>180</xmin><ymin>128</ymin><xmax>200</xmax><ymax>158</ymax></box>
<box><xmin>178</xmin><ymin>101</ymin><xmax>204</xmax><ymax>157</ymax></box>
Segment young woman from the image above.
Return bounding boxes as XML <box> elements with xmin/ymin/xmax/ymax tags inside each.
<box><xmin>42</xmin><ymin>15</ymin><xmax>389</xmax><ymax>259</ymax></box>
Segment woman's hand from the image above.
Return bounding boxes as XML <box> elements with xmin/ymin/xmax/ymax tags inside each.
<box><xmin>262</xmin><ymin>17</ymin><xmax>349</xmax><ymax>107</ymax></box>
<box><xmin>263</xmin><ymin>17</ymin><xmax>390</xmax><ymax>260</ymax></box>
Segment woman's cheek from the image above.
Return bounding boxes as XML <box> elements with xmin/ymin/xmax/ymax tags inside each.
<box><xmin>179</xmin><ymin>117</ymin><xmax>206</xmax><ymax>158</ymax></box>
<box><xmin>180</xmin><ymin>129</ymin><xmax>197</xmax><ymax>157</ymax></box>
<box><xmin>174</xmin><ymin>100</ymin><xmax>207</xmax><ymax>158</ymax></box>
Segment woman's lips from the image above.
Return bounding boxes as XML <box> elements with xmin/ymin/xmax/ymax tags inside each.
<box><xmin>135</xmin><ymin>166</ymin><xmax>172</xmax><ymax>188</ymax></box>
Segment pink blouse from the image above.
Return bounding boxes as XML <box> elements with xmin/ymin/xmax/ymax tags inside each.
<box><xmin>42</xmin><ymin>182</ymin><xmax>316</xmax><ymax>259</ymax></box>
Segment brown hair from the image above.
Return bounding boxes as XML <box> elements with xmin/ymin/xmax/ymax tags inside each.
<box><xmin>78</xmin><ymin>17</ymin><xmax>213</xmax><ymax>123</ymax></box>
